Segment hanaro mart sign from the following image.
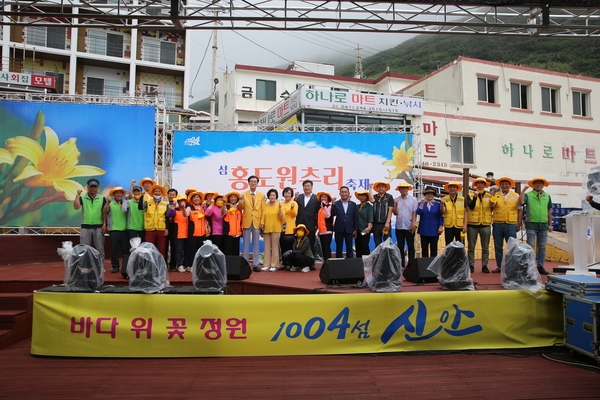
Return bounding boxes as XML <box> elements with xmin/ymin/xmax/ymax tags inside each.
<box><xmin>31</xmin><ymin>290</ymin><xmax>563</xmax><ymax>357</ymax></box>
<box><xmin>258</xmin><ymin>87</ymin><xmax>424</xmax><ymax>125</ymax></box>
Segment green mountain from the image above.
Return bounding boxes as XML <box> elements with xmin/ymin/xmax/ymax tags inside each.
<box><xmin>337</xmin><ymin>35</ymin><xmax>600</xmax><ymax>79</ymax></box>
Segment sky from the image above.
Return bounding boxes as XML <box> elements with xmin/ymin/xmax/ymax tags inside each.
<box><xmin>186</xmin><ymin>30</ymin><xmax>414</xmax><ymax>102</ymax></box>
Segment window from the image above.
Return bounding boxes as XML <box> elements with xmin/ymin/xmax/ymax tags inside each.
<box><xmin>88</xmin><ymin>30</ymin><xmax>123</xmax><ymax>57</ymax></box>
<box><xmin>86</xmin><ymin>77</ymin><xmax>104</xmax><ymax>95</ymax></box>
<box><xmin>27</xmin><ymin>26</ymin><xmax>66</xmax><ymax>49</ymax></box>
<box><xmin>330</xmin><ymin>87</ymin><xmax>349</xmax><ymax>92</ymax></box>
<box><xmin>143</xmin><ymin>39</ymin><xmax>176</xmax><ymax>64</ymax></box>
<box><xmin>256</xmin><ymin>79</ymin><xmax>276</xmax><ymax>101</ymax></box>
<box><xmin>451</xmin><ymin>135</ymin><xmax>474</xmax><ymax>165</ymax></box>
<box><xmin>541</xmin><ymin>86</ymin><xmax>559</xmax><ymax>113</ymax></box>
<box><xmin>45</xmin><ymin>71</ymin><xmax>64</xmax><ymax>93</ymax></box>
<box><xmin>573</xmin><ymin>90</ymin><xmax>590</xmax><ymax>117</ymax></box>
<box><xmin>477</xmin><ymin>77</ymin><xmax>496</xmax><ymax>103</ymax></box>
<box><xmin>510</xmin><ymin>82</ymin><xmax>529</xmax><ymax>109</ymax></box>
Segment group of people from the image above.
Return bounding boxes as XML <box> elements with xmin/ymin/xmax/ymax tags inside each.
<box><xmin>74</xmin><ymin>172</ymin><xmax>594</xmax><ymax>279</ymax></box>
<box><xmin>396</xmin><ymin>174</ymin><xmax>556</xmax><ymax>276</ymax></box>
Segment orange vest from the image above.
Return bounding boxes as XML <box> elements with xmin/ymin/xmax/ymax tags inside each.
<box><xmin>174</xmin><ymin>209</ymin><xmax>188</xmax><ymax>239</ymax></box>
<box><xmin>224</xmin><ymin>206</ymin><xmax>243</xmax><ymax>237</ymax></box>
<box><xmin>189</xmin><ymin>204</ymin><xmax>207</xmax><ymax>237</ymax></box>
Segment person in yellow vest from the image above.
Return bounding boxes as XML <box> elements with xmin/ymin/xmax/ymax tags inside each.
<box><xmin>440</xmin><ymin>181</ymin><xmax>467</xmax><ymax>246</ymax></box>
<box><xmin>239</xmin><ymin>175</ymin><xmax>266</xmax><ymax>272</ymax></box>
<box><xmin>489</xmin><ymin>177</ymin><xmax>521</xmax><ymax>273</ymax></box>
<box><xmin>467</xmin><ymin>177</ymin><xmax>494</xmax><ymax>273</ymax></box>
<box><xmin>129</xmin><ymin>177</ymin><xmax>156</xmax><ymax>201</ymax></box>
<box><xmin>518</xmin><ymin>176</ymin><xmax>553</xmax><ymax>275</ymax></box>
<box><xmin>138</xmin><ymin>184</ymin><xmax>170</xmax><ymax>262</ymax></box>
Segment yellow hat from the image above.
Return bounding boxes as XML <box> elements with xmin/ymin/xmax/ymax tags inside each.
<box><xmin>294</xmin><ymin>224</ymin><xmax>309</xmax><ymax>235</ymax></box>
<box><xmin>175</xmin><ymin>194</ymin><xmax>187</xmax><ymax>202</ymax></box>
<box><xmin>496</xmin><ymin>176</ymin><xmax>515</xmax><ymax>189</ymax></box>
<box><xmin>139</xmin><ymin>177</ymin><xmax>156</xmax><ymax>186</ymax></box>
<box><xmin>185</xmin><ymin>187</ymin><xmax>198</xmax><ymax>196</ymax></box>
<box><xmin>472</xmin><ymin>177</ymin><xmax>491</xmax><ymax>188</ymax></box>
<box><xmin>444</xmin><ymin>181</ymin><xmax>463</xmax><ymax>191</ymax></box>
<box><xmin>204</xmin><ymin>190</ymin><xmax>218</xmax><ymax>198</ymax></box>
<box><xmin>149</xmin><ymin>184</ymin><xmax>167</xmax><ymax>197</ymax></box>
<box><xmin>316</xmin><ymin>191</ymin><xmax>332</xmax><ymax>202</ymax></box>
<box><xmin>395</xmin><ymin>182</ymin><xmax>414</xmax><ymax>191</ymax></box>
<box><xmin>109</xmin><ymin>186</ymin><xmax>126</xmax><ymax>197</ymax></box>
<box><xmin>528</xmin><ymin>176</ymin><xmax>549</xmax><ymax>188</ymax></box>
<box><xmin>187</xmin><ymin>191</ymin><xmax>204</xmax><ymax>202</ymax></box>
<box><xmin>372</xmin><ymin>181</ymin><xmax>391</xmax><ymax>192</ymax></box>
<box><xmin>355</xmin><ymin>190</ymin><xmax>370</xmax><ymax>200</ymax></box>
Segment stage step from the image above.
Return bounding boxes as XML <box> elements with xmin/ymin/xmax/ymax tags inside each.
<box><xmin>0</xmin><ymin>293</ymin><xmax>33</xmax><ymax>350</ymax></box>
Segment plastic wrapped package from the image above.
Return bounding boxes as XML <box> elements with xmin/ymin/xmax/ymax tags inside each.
<box><xmin>427</xmin><ymin>241</ymin><xmax>474</xmax><ymax>291</ymax></box>
<box><xmin>58</xmin><ymin>242</ymin><xmax>104</xmax><ymax>291</ymax></box>
<box><xmin>501</xmin><ymin>237</ymin><xmax>542</xmax><ymax>291</ymax></box>
<box><xmin>363</xmin><ymin>238</ymin><xmax>402</xmax><ymax>293</ymax></box>
<box><xmin>126</xmin><ymin>238</ymin><xmax>169</xmax><ymax>293</ymax></box>
<box><xmin>192</xmin><ymin>240</ymin><xmax>227</xmax><ymax>293</ymax></box>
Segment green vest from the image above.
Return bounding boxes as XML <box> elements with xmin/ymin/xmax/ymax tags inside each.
<box><xmin>126</xmin><ymin>199</ymin><xmax>145</xmax><ymax>231</ymax></box>
<box><xmin>81</xmin><ymin>194</ymin><xmax>105</xmax><ymax>228</ymax></box>
<box><xmin>107</xmin><ymin>200</ymin><xmax>127</xmax><ymax>231</ymax></box>
<box><xmin>525</xmin><ymin>190</ymin><xmax>551</xmax><ymax>225</ymax></box>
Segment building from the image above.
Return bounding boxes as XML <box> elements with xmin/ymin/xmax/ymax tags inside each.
<box><xmin>400</xmin><ymin>56</ymin><xmax>599</xmax><ymax>208</ymax></box>
<box><xmin>0</xmin><ymin>1</ymin><xmax>191</xmax><ymax>109</ymax></box>
<box><xmin>218</xmin><ymin>62</ymin><xmax>421</xmax><ymax>124</ymax></box>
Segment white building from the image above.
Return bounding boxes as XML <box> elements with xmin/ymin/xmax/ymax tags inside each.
<box><xmin>218</xmin><ymin>62</ymin><xmax>420</xmax><ymax>124</ymax></box>
<box><xmin>401</xmin><ymin>56</ymin><xmax>599</xmax><ymax>208</ymax></box>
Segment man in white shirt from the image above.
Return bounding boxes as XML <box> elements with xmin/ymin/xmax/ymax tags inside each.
<box><xmin>392</xmin><ymin>182</ymin><xmax>418</xmax><ymax>268</ymax></box>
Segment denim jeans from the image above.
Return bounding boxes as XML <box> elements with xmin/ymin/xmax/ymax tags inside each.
<box><xmin>526</xmin><ymin>229</ymin><xmax>548</xmax><ymax>268</ymax></box>
<box><xmin>492</xmin><ymin>223</ymin><xmax>517</xmax><ymax>267</ymax></box>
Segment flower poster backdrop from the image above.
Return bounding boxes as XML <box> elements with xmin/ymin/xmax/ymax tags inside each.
<box><xmin>173</xmin><ymin>131</ymin><xmax>414</xmax><ymax>195</ymax></box>
<box><xmin>0</xmin><ymin>101</ymin><xmax>155</xmax><ymax>227</ymax></box>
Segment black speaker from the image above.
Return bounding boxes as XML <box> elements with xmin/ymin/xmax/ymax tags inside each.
<box><xmin>320</xmin><ymin>258</ymin><xmax>364</xmax><ymax>285</ymax></box>
<box><xmin>225</xmin><ymin>256</ymin><xmax>252</xmax><ymax>280</ymax></box>
<box><xmin>403</xmin><ymin>257</ymin><xmax>437</xmax><ymax>284</ymax></box>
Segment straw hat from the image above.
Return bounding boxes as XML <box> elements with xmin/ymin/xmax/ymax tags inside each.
<box><xmin>496</xmin><ymin>176</ymin><xmax>515</xmax><ymax>188</ymax></box>
<box><xmin>422</xmin><ymin>186</ymin><xmax>437</xmax><ymax>195</ymax></box>
<box><xmin>294</xmin><ymin>224</ymin><xmax>309</xmax><ymax>235</ymax></box>
<box><xmin>226</xmin><ymin>191</ymin><xmax>241</xmax><ymax>201</ymax></box>
<box><xmin>472</xmin><ymin>177</ymin><xmax>491</xmax><ymax>188</ymax></box>
<box><xmin>528</xmin><ymin>176</ymin><xmax>549</xmax><ymax>188</ymax></box>
<box><xmin>149</xmin><ymin>184</ymin><xmax>167</xmax><ymax>197</ymax></box>
<box><xmin>355</xmin><ymin>190</ymin><xmax>370</xmax><ymax>200</ymax></box>
<box><xmin>175</xmin><ymin>194</ymin><xmax>187</xmax><ymax>202</ymax></box>
<box><xmin>443</xmin><ymin>181</ymin><xmax>463</xmax><ymax>191</ymax></box>
<box><xmin>185</xmin><ymin>187</ymin><xmax>198</xmax><ymax>196</ymax></box>
<box><xmin>372</xmin><ymin>181</ymin><xmax>391</xmax><ymax>192</ymax></box>
<box><xmin>204</xmin><ymin>190</ymin><xmax>218</xmax><ymax>198</ymax></box>
<box><xmin>109</xmin><ymin>186</ymin><xmax>126</xmax><ymax>197</ymax></box>
<box><xmin>395</xmin><ymin>182</ymin><xmax>413</xmax><ymax>191</ymax></box>
<box><xmin>139</xmin><ymin>177</ymin><xmax>156</xmax><ymax>187</ymax></box>
<box><xmin>187</xmin><ymin>191</ymin><xmax>204</xmax><ymax>202</ymax></box>
<box><xmin>316</xmin><ymin>191</ymin><xmax>332</xmax><ymax>203</ymax></box>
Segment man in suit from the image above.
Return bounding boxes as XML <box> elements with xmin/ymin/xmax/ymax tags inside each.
<box><xmin>239</xmin><ymin>175</ymin><xmax>266</xmax><ymax>272</ymax></box>
<box><xmin>295</xmin><ymin>179</ymin><xmax>320</xmax><ymax>253</ymax></box>
<box><xmin>332</xmin><ymin>186</ymin><xmax>358</xmax><ymax>258</ymax></box>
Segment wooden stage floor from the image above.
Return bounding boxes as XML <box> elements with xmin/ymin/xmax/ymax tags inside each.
<box><xmin>2</xmin><ymin>259</ymin><xmax>600</xmax><ymax>398</ymax></box>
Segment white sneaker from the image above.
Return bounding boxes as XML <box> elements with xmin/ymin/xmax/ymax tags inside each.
<box><xmin>261</xmin><ymin>266</ymin><xmax>270</xmax><ymax>271</ymax></box>
<box><xmin>185</xmin><ymin>267</ymin><xmax>192</xmax><ymax>272</ymax></box>
<box><xmin>301</xmin><ymin>267</ymin><xmax>310</xmax><ymax>273</ymax></box>
<box><xmin>177</xmin><ymin>266</ymin><xmax>186</xmax><ymax>273</ymax></box>
<box><xmin>269</xmin><ymin>267</ymin><xmax>277</xmax><ymax>272</ymax></box>
<box><xmin>290</xmin><ymin>267</ymin><xmax>298</xmax><ymax>272</ymax></box>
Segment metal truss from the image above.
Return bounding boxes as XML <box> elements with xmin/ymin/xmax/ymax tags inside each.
<box><xmin>1</xmin><ymin>1</ymin><xmax>599</xmax><ymax>36</ymax></box>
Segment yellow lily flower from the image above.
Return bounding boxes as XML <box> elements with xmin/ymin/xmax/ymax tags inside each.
<box><xmin>6</xmin><ymin>126</ymin><xmax>105</xmax><ymax>201</ymax></box>
<box><xmin>382</xmin><ymin>140</ymin><xmax>414</xmax><ymax>180</ymax></box>
<box><xmin>0</xmin><ymin>147</ymin><xmax>13</xmax><ymax>164</ymax></box>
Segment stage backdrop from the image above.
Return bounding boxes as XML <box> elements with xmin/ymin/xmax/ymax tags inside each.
<box><xmin>0</xmin><ymin>101</ymin><xmax>155</xmax><ymax>227</ymax></box>
<box><xmin>173</xmin><ymin>131</ymin><xmax>414</xmax><ymax>195</ymax></box>
<box><xmin>31</xmin><ymin>290</ymin><xmax>564</xmax><ymax>358</ymax></box>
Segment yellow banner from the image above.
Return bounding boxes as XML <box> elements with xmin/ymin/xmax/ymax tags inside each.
<box><xmin>31</xmin><ymin>290</ymin><xmax>564</xmax><ymax>357</ymax></box>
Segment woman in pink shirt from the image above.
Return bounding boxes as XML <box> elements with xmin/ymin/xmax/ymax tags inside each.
<box><xmin>205</xmin><ymin>193</ymin><xmax>226</xmax><ymax>252</ymax></box>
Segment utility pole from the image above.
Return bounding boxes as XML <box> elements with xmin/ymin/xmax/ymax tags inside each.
<box><xmin>209</xmin><ymin>16</ymin><xmax>218</xmax><ymax>130</ymax></box>
<box><xmin>354</xmin><ymin>44</ymin><xmax>364</xmax><ymax>79</ymax></box>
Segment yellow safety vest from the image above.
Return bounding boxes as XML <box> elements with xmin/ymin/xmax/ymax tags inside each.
<box><xmin>442</xmin><ymin>195</ymin><xmax>465</xmax><ymax>228</ymax></box>
<box><xmin>144</xmin><ymin>200</ymin><xmax>168</xmax><ymax>231</ymax></box>
<box><xmin>467</xmin><ymin>191</ymin><xmax>493</xmax><ymax>225</ymax></box>
<box><xmin>491</xmin><ymin>190</ymin><xmax>520</xmax><ymax>224</ymax></box>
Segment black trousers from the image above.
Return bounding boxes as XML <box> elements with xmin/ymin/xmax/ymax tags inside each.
<box><xmin>395</xmin><ymin>229</ymin><xmax>415</xmax><ymax>268</ymax></box>
<box><xmin>109</xmin><ymin>230</ymin><xmax>129</xmax><ymax>268</ymax></box>
<box><xmin>372</xmin><ymin>222</ymin><xmax>389</xmax><ymax>247</ymax></box>
<box><xmin>186</xmin><ymin>236</ymin><xmax>206</xmax><ymax>266</ymax></box>
<box><xmin>445</xmin><ymin>227</ymin><xmax>463</xmax><ymax>245</ymax></box>
<box><xmin>335</xmin><ymin>232</ymin><xmax>354</xmax><ymax>258</ymax></box>
<box><xmin>355</xmin><ymin>233</ymin><xmax>371</xmax><ymax>258</ymax></box>
<box><xmin>318</xmin><ymin>233</ymin><xmax>333</xmax><ymax>261</ymax></box>
<box><xmin>223</xmin><ymin>236</ymin><xmax>241</xmax><ymax>256</ymax></box>
<box><xmin>421</xmin><ymin>235</ymin><xmax>439</xmax><ymax>258</ymax></box>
